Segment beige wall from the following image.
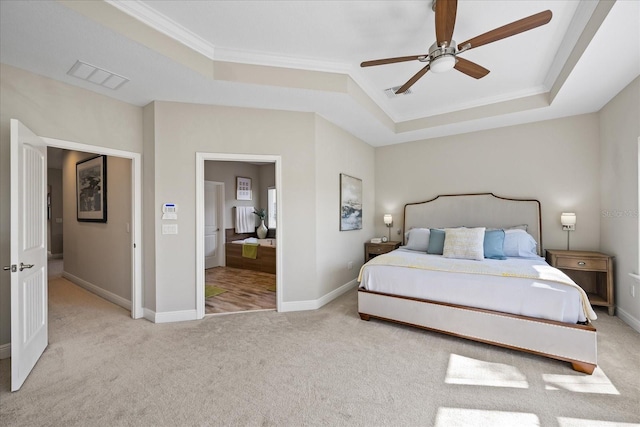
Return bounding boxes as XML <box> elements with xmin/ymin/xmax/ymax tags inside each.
<box><xmin>142</xmin><ymin>103</ymin><xmax>157</xmax><ymax>311</ymax></box>
<box><xmin>600</xmin><ymin>76</ymin><xmax>640</xmax><ymax>327</ymax></box>
<box><xmin>62</xmin><ymin>151</ymin><xmax>132</xmax><ymax>301</ymax></box>
<box><xmin>374</xmin><ymin>114</ymin><xmax>602</xmax><ymax>252</ymax></box>
<box><xmin>0</xmin><ymin>64</ymin><xmax>143</xmax><ymax>347</ymax></box>
<box><xmin>149</xmin><ymin>101</ymin><xmax>319</xmax><ymax>310</ymax></box>
<box><xmin>315</xmin><ymin>116</ymin><xmax>375</xmax><ymax>298</ymax></box>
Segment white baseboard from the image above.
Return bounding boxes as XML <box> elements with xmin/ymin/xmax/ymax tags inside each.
<box><xmin>280</xmin><ymin>278</ymin><xmax>358</xmax><ymax>312</ymax></box>
<box><xmin>143</xmin><ymin>308</ymin><xmax>156</xmax><ymax>323</ymax></box>
<box><xmin>616</xmin><ymin>306</ymin><xmax>640</xmax><ymax>333</ymax></box>
<box><xmin>153</xmin><ymin>309</ymin><xmax>198</xmax><ymax>323</ymax></box>
<box><xmin>0</xmin><ymin>343</ymin><xmax>10</xmax><ymax>360</ymax></box>
<box><xmin>63</xmin><ymin>272</ymin><xmax>131</xmax><ymax>311</ymax></box>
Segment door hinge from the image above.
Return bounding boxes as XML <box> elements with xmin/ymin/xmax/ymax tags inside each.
<box><xmin>3</xmin><ymin>265</ymin><xmax>17</xmax><ymax>272</ymax></box>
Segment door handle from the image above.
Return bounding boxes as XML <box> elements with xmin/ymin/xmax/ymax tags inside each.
<box><xmin>19</xmin><ymin>263</ymin><xmax>34</xmax><ymax>271</ymax></box>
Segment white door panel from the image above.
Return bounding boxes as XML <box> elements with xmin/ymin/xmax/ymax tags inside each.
<box><xmin>9</xmin><ymin>119</ymin><xmax>48</xmax><ymax>391</ymax></box>
<box><xmin>204</xmin><ymin>181</ymin><xmax>220</xmax><ymax>269</ymax></box>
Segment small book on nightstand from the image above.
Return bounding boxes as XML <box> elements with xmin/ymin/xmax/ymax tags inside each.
<box><xmin>370</xmin><ymin>238</ymin><xmax>382</xmax><ymax>243</ymax></box>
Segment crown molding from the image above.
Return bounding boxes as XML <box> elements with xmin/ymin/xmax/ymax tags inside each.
<box><xmin>106</xmin><ymin>0</ymin><xmax>214</xmax><ymax>58</ymax></box>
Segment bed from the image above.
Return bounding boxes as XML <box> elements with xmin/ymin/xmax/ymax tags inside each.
<box><xmin>358</xmin><ymin>193</ymin><xmax>597</xmax><ymax>374</ymax></box>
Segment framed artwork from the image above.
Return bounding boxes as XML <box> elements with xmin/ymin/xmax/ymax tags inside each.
<box><xmin>236</xmin><ymin>176</ymin><xmax>252</xmax><ymax>200</ymax></box>
<box><xmin>340</xmin><ymin>173</ymin><xmax>362</xmax><ymax>231</ymax></box>
<box><xmin>76</xmin><ymin>155</ymin><xmax>107</xmax><ymax>222</ymax></box>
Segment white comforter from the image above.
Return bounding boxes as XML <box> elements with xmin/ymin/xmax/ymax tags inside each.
<box><xmin>358</xmin><ymin>249</ymin><xmax>596</xmax><ymax>324</ymax></box>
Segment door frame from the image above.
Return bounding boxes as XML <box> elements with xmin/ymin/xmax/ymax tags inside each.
<box><xmin>44</xmin><ymin>137</ymin><xmax>143</xmax><ymax>319</ymax></box>
<box><xmin>195</xmin><ymin>153</ymin><xmax>283</xmax><ymax>318</ymax></box>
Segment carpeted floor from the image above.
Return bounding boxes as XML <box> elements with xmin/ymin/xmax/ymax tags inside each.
<box><xmin>1</xmin><ymin>277</ymin><xmax>639</xmax><ymax>426</ymax></box>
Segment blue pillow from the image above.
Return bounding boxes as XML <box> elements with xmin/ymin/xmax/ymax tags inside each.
<box><xmin>484</xmin><ymin>229</ymin><xmax>506</xmax><ymax>260</ymax></box>
<box><xmin>427</xmin><ymin>229</ymin><xmax>445</xmax><ymax>255</ymax></box>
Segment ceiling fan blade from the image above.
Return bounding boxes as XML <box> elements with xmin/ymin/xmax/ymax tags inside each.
<box><xmin>457</xmin><ymin>10</ymin><xmax>552</xmax><ymax>51</ymax></box>
<box><xmin>435</xmin><ymin>0</ymin><xmax>458</xmax><ymax>47</ymax></box>
<box><xmin>454</xmin><ymin>57</ymin><xmax>490</xmax><ymax>79</ymax></box>
<box><xmin>396</xmin><ymin>64</ymin><xmax>430</xmax><ymax>94</ymax></box>
<box><xmin>361</xmin><ymin>55</ymin><xmax>425</xmax><ymax>67</ymax></box>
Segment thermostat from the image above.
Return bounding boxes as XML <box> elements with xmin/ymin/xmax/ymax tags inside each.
<box><xmin>162</xmin><ymin>203</ymin><xmax>178</xmax><ymax>220</ymax></box>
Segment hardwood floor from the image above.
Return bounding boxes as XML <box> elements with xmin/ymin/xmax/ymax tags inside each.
<box><xmin>205</xmin><ymin>266</ymin><xmax>276</xmax><ymax>314</ymax></box>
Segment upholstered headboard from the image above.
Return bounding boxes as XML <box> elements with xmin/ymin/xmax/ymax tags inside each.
<box><xmin>403</xmin><ymin>193</ymin><xmax>542</xmax><ymax>255</ymax></box>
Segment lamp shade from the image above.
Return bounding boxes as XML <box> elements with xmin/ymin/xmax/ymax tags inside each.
<box><xmin>384</xmin><ymin>214</ymin><xmax>393</xmax><ymax>225</ymax></box>
<box><xmin>561</xmin><ymin>212</ymin><xmax>576</xmax><ymax>226</ymax></box>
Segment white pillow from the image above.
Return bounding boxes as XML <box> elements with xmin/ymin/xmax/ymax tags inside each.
<box><xmin>503</xmin><ymin>229</ymin><xmax>538</xmax><ymax>258</ymax></box>
<box><xmin>404</xmin><ymin>228</ymin><xmax>430</xmax><ymax>252</ymax></box>
<box><xmin>443</xmin><ymin>227</ymin><xmax>485</xmax><ymax>261</ymax></box>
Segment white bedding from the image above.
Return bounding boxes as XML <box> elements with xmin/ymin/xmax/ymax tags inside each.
<box><xmin>359</xmin><ymin>249</ymin><xmax>591</xmax><ymax>324</ymax></box>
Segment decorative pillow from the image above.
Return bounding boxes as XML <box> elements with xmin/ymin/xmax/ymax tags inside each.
<box><xmin>483</xmin><ymin>229</ymin><xmax>506</xmax><ymax>260</ymax></box>
<box><xmin>404</xmin><ymin>228</ymin><xmax>430</xmax><ymax>252</ymax></box>
<box><xmin>443</xmin><ymin>227</ymin><xmax>486</xmax><ymax>261</ymax></box>
<box><xmin>426</xmin><ymin>229</ymin><xmax>446</xmax><ymax>255</ymax></box>
<box><xmin>503</xmin><ymin>229</ymin><xmax>538</xmax><ymax>258</ymax></box>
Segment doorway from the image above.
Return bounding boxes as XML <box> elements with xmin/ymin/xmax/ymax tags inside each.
<box><xmin>195</xmin><ymin>153</ymin><xmax>283</xmax><ymax>318</ymax></box>
<box><xmin>44</xmin><ymin>137</ymin><xmax>142</xmax><ymax>319</ymax></box>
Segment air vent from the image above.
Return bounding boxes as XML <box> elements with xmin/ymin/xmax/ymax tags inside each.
<box><xmin>67</xmin><ymin>60</ymin><xmax>129</xmax><ymax>90</ymax></box>
<box><xmin>384</xmin><ymin>86</ymin><xmax>412</xmax><ymax>98</ymax></box>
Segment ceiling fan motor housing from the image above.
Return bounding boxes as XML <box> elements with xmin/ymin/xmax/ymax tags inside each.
<box><xmin>427</xmin><ymin>41</ymin><xmax>457</xmax><ymax>73</ymax></box>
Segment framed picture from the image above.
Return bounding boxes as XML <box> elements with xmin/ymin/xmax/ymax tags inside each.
<box><xmin>340</xmin><ymin>173</ymin><xmax>362</xmax><ymax>231</ymax></box>
<box><xmin>76</xmin><ymin>155</ymin><xmax>107</xmax><ymax>222</ymax></box>
<box><xmin>236</xmin><ymin>176</ymin><xmax>252</xmax><ymax>200</ymax></box>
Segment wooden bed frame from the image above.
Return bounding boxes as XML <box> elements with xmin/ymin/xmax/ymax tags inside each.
<box><xmin>358</xmin><ymin>193</ymin><xmax>597</xmax><ymax>374</ymax></box>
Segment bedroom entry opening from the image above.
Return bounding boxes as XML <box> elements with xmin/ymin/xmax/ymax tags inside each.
<box><xmin>44</xmin><ymin>138</ymin><xmax>143</xmax><ymax>319</ymax></box>
<box><xmin>196</xmin><ymin>153</ymin><xmax>283</xmax><ymax>318</ymax></box>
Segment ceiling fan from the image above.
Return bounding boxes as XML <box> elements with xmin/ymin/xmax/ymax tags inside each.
<box><xmin>361</xmin><ymin>0</ymin><xmax>552</xmax><ymax>94</ymax></box>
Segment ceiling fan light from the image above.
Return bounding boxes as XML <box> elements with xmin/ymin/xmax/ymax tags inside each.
<box><xmin>430</xmin><ymin>55</ymin><xmax>456</xmax><ymax>73</ymax></box>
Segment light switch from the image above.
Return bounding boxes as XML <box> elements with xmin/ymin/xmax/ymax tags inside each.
<box><xmin>162</xmin><ymin>224</ymin><xmax>178</xmax><ymax>235</ymax></box>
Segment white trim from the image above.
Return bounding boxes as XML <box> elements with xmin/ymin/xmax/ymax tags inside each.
<box><xmin>196</xmin><ymin>153</ymin><xmax>284</xmax><ymax>318</ymax></box>
<box><xmin>154</xmin><ymin>309</ymin><xmax>198</xmax><ymax>324</ymax></box>
<box><xmin>0</xmin><ymin>343</ymin><xmax>10</xmax><ymax>360</ymax></box>
<box><xmin>143</xmin><ymin>307</ymin><xmax>197</xmax><ymax>323</ymax></box>
<box><xmin>106</xmin><ymin>0</ymin><xmax>214</xmax><ymax>59</ymax></box>
<box><xmin>63</xmin><ymin>272</ymin><xmax>131</xmax><ymax>310</ymax></box>
<box><xmin>280</xmin><ymin>279</ymin><xmax>358</xmax><ymax>312</ymax></box>
<box><xmin>143</xmin><ymin>308</ymin><xmax>156</xmax><ymax>322</ymax></box>
<box><xmin>617</xmin><ymin>306</ymin><xmax>640</xmax><ymax>334</ymax></box>
<box><xmin>43</xmin><ymin>137</ymin><xmax>143</xmax><ymax>319</ymax></box>
<box><xmin>213</xmin><ymin>46</ymin><xmax>352</xmax><ymax>74</ymax></box>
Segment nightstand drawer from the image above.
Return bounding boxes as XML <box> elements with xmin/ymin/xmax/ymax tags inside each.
<box><xmin>365</xmin><ymin>241</ymin><xmax>401</xmax><ymax>262</ymax></box>
<box><xmin>555</xmin><ymin>257</ymin><xmax>607</xmax><ymax>271</ymax></box>
<box><xmin>370</xmin><ymin>246</ymin><xmax>389</xmax><ymax>255</ymax></box>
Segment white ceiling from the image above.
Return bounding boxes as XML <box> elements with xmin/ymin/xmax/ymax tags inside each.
<box><xmin>1</xmin><ymin>0</ymin><xmax>638</xmax><ymax>147</ymax></box>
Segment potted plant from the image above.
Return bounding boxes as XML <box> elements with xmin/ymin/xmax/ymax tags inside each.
<box><xmin>253</xmin><ymin>208</ymin><xmax>268</xmax><ymax>239</ymax></box>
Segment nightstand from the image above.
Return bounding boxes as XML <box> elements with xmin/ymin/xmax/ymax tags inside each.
<box><xmin>545</xmin><ymin>249</ymin><xmax>614</xmax><ymax>315</ymax></box>
<box><xmin>365</xmin><ymin>241</ymin><xmax>401</xmax><ymax>262</ymax></box>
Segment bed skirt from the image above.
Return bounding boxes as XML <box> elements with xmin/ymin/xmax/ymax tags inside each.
<box><xmin>358</xmin><ymin>289</ymin><xmax>597</xmax><ymax>374</ymax></box>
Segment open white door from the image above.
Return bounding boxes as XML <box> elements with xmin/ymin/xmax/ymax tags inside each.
<box><xmin>204</xmin><ymin>181</ymin><xmax>222</xmax><ymax>269</ymax></box>
<box><xmin>8</xmin><ymin>119</ymin><xmax>48</xmax><ymax>391</ymax></box>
